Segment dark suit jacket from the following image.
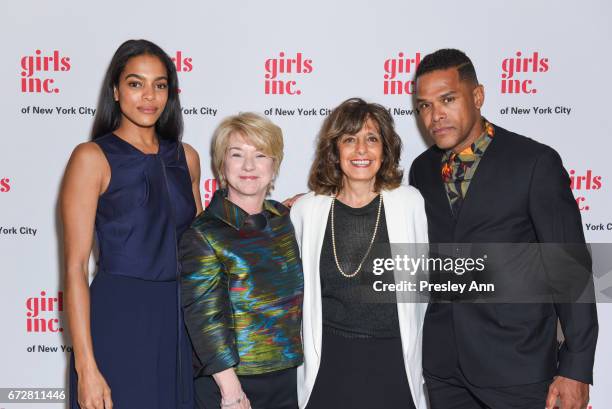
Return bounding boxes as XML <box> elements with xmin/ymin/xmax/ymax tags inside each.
<box><xmin>409</xmin><ymin>123</ymin><xmax>598</xmax><ymax>387</ymax></box>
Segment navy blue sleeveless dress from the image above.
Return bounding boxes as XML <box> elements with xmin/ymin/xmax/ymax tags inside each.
<box><xmin>69</xmin><ymin>133</ymin><xmax>196</xmax><ymax>409</ymax></box>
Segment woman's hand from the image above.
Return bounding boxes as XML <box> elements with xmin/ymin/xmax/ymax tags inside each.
<box><xmin>213</xmin><ymin>368</ymin><xmax>251</xmax><ymax>409</ymax></box>
<box><xmin>282</xmin><ymin>193</ymin><xmax>305</xmax><ymax>208</ymax></box>
<box><xmin>221</xmin><ymin>392</ymin><xmax>250</xmax><ymax>409</ymax></box>
<box><xmin>77</xmin><ymin>367</ymin><xmax>112</xmax><ymax>409</ymax></box>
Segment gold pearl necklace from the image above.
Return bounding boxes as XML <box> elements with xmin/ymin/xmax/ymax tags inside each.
<box><xmin>330</xmin><ymin>193</ymin><xmax>383</xmax><ymax>278</ymax></box>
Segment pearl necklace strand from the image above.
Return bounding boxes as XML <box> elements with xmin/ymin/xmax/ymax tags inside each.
<box><xmin>330</xmin><ymin>193</ymin><xmax>383</xmax><ymax>278</ymax></box>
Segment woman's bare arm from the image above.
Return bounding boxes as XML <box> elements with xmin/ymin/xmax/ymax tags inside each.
<box><xmin>184</xmin><ymin>142</ymin><xmax>203</xmax><ymax>215</ymax></box>
<box><xmin>60</xmin><ymin>142</ymin><xmax>112</xmax><ymax>409</ymax></box>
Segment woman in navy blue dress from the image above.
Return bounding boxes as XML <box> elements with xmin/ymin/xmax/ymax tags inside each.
<box><xmin>61</xmin><ymin>40</ymin><xmax>202</xmax><ymax>409</ymax></box>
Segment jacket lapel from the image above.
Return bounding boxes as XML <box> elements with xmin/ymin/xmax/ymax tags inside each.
<box><xmin>308</xmin><ymin>194</ymin><xmax>332</xmax><ymax>359</ymax></box>
<box><xmin>431</xmin><ymin>149</ymin><xmax>455</xmax><ymax>220</ymax></box>
<box><xmin>382</xmin><ymin>188</ymin><xmax>425</xmax><ymax>407</ymax></box>
<box><xmin>454</xmin><ymin>127</ymin><xmax>502</xmax><ymax>239</ymax></box>
<box><xmin>420</xmin><ymin>148</ymin><xmax>456</xmax><ymax>231</ymax></box>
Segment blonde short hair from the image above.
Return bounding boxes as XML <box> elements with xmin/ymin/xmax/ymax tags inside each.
<box><xmin>211</xmin><ymin>112</ymin><xmax>284</xmax><ymax>190</ymax></box>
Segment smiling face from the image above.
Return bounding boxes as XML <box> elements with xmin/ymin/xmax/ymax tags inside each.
<box><xmin>336</xmin><ymin>117</ymin><xmax>383</xmax><ymax>189</ymax></box>
<box><xmin>113</xmin><ymin>54</ymin><xmax>169</xmax><ymax>130</ymax></box>
<box><xmin>415</xmin><ymin>68</ymin><xmax>484</xmax><ymax>152</ymax></box>
<box><xmin>223</xmin><ymin>132</ymin><xmax>275</xmax><ymax>203</ymax></box>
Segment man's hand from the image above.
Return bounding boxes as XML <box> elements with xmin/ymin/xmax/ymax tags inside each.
<box><xmin>546</xmin><ymin>376</ymin><xmax>589</xmax><ymax>409</ymax></box>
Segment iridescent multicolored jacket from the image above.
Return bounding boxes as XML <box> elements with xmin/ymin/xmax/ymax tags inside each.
<box><xmin>179</xmin><ymin>190</ymin><xmax>303</xmax><ymax>376</ymax></box>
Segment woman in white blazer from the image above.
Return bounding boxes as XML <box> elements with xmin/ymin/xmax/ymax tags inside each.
<box><xmin>290</xmin><ymin>98</ymin><xmax>429</xmax><ymax>409</ymax></box>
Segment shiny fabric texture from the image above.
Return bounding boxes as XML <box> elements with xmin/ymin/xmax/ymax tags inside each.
<box><xmin>180</xmin><ymin>189</ymin><xmax>303</xmax><ymax>376</ymax></box>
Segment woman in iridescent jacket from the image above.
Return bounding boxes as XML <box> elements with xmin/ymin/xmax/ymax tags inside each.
<box><xmin>179</xmin><ymin>113</ymin><xmax>304</xmax><ymax>409</ymax></box>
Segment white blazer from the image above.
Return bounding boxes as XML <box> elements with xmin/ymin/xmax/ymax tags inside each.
<box><xmin>290</xmin><ymin>185</ymin><xmax>429</xmax><ymax>409</ymax></box>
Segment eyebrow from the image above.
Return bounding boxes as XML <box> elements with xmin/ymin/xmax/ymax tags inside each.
<box><xmin>439</xmin><ymin>91</ymin><xmax>457</xmax><ymax>99</ymax></box>
<box><xmin>416</xmin><ymin>91</ymin><xmax>457</xmax><ymax>103</ymax></box>
<box><xmin>124</xmin><ymin>73</ymin><xmax>168</xmax><ymax>81</ymax></box>
<box><xmin>341</xmin><ymin>131</ymin><xmax>379</xmax><ymax>139</ymax></box>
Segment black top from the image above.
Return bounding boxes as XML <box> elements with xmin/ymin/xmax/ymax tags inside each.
<box><xmin>319</xmin><ymin>195</ymin><xmax>400</xmax><ymax>338</ymax></box>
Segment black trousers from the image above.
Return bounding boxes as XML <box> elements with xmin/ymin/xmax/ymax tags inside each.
<box><xmin>194</xmin><ymin>367</ymin><xmax>297</xmax><ymax>409</ymax></box>
<box><xmin>425</xmin><ymin>367</ymin><xmax>552</xmax><ymax>409</ymax></box>
<box><xmin>306</xmin><ymin>326</ymin><xmax>416</xmax><ymax>409</ymax></box>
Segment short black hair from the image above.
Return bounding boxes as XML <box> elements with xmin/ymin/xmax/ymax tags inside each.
<box><xmin>91</xmin><ymin>39</ymin><xmax>183</xmax><ymax>141</ymax></box>
<box><xmin>415</xmin><ymin>48</ymin><xmax>478</xmax><ymax>85</ymax></box>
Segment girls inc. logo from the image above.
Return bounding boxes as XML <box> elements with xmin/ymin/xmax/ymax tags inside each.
<box><xmin>202</xmin><ymin>178</ymin><xmax>218</xmax><ymax>208</ymax></box>
<box><xmin>500</xmin><ymin>51</ymin><xmax>549</xmax><ymax>94</ymax></box>
<box><xmin>0</xmin><ymin>177</ymin><xmax>10</xmax><ymax>192</ymax></box>
<box><xmin>20</xmin><ymin>49</ymin><xmax>71</xmax><ymax>93</ymax></box>
<box><xmin>383</xmin><ymin>52</ymin><xmax>421</xmax><ymax>95</ymax></box>
<box><xmin>26</xmin><ymin>291</ymin><xmax>64</xmax><ymax>333</ymax></box>
<box><xmin>171</xmin><ymin>51</ymin><xmax>193</xmax><ymax>73</ymax></box>
<box><xmin>570</xmin><ymin>169</ymin><xmax>603</xmax><ymax>212</ymax></box>
<box><xmin>171</xmin><ymin>51</ymin><xmax>193</xmax><ymax>94</ymax></box>
<box><xmin>264</xmin><ymin>52</ymin><xmax>313</xmax><ymax>95</ymax></box>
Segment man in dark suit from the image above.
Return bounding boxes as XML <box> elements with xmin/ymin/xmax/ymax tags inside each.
<box><xmin>409</xmin><ymin>49</ymin><xmax>598</xmax><ymax>409</ymax></box>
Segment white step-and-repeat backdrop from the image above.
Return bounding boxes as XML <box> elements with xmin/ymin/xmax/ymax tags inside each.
<box><xmin>1</xmin><ymin>0</ymin><xmax>610</xmax><ymax>407</ymax></box>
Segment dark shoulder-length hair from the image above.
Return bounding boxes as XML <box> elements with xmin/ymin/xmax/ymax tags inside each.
<box><xmin>91</xmin><ymin>39</ymin><xmax>183</xmax><ymax>141</ymax></box>
<box><xmin>308</xmin><ymin>98</ymin><xmax>403</xmax><ymax>195</ymax></box>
